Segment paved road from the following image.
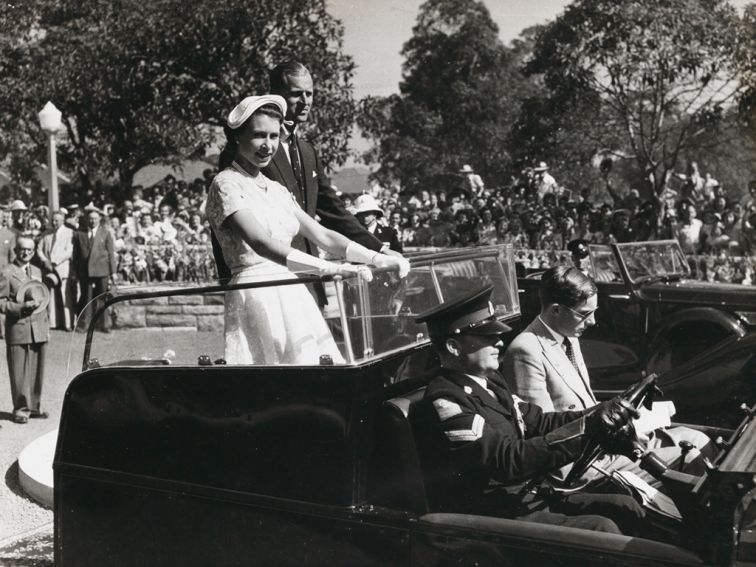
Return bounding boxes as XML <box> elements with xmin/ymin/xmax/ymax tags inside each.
<box><xmin>0</xmin><ymin>330</ymin><xmax>82</xmax><ymax>564</ymax></box>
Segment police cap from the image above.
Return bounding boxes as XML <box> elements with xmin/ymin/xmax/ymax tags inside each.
<box><xmin>415</xmin><ymin>285</ymin><xmax>512</xmax><ymax>339</ymax></box>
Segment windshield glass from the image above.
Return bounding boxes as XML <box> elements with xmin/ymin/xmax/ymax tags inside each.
<box><xmin>615</xmin><ymin>240</ymin><xmax>690</xmax><ymax>284</ymax></box>
<box><xmin>71</xmin><ymin>244</ymin><xmax>520</xmax><ymax>371</ymax></box>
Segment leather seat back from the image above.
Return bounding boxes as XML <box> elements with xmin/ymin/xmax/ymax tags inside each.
<box><xmin>370</xmin><ymin>388</ymin><xmax>429</xmax><ymax>514</ymax></box>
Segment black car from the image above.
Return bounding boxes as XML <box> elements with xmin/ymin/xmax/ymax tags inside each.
<box><xmin>55</xmin><ymin>245</ymin><xmax>756</xmax><ymax>566</ymax></box>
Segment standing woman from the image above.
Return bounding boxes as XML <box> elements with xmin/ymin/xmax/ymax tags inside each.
<box><xmin>206</xmin><ymin>95</ymin><xmax>408</xmax><ymax>365</ymax></box>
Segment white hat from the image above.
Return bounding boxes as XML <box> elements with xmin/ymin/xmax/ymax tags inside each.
<box><xmin>227</xmin><ymin>95</ymin><xmax>287</xmax><ymax>129</ymax></box>
<box><xmin>534</xmin><ymin>161</ymin><xmax>549</xmax><ymax>171</ymax></box>
<box><xmin>352</xmin><ymin>194</ymin><xmax>384</xmax><ymax>217</ymax></box>
<box><xmin>9</xmin><ymin>199</ymin><xmax>27</xmax><ymax>211</ymax></box>
<box><xmin>84</xmin><ymin>202</ymin><xmax>102</xmax><ymax>214</ymax></box>
<box><xmin>459</xmin><ymin>164</ymin><xmax>475</xmax><ymax>173</ymax></box>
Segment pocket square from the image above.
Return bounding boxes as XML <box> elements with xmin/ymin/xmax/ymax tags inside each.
<box><xmin>312</xmin><ymin>171</ymin><xmax>317</xmax><ymax>178</ymax></box>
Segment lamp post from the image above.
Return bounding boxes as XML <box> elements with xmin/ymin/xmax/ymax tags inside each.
<box><xmin>38</xmin><ymin>101</ymin><xmax>62</xmax><ymax>221</ymax></box>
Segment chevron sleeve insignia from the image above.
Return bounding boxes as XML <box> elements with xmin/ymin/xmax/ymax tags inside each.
<box><xmin>444</xmin><ymin>414</ymin><xmax>485</xmax><ymax>443</ymax></box>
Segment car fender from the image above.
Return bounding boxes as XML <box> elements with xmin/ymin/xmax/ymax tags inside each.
<box><xmin>648</xmin><ymin>307</ymin><xmax>745</xmax><ymax>353</ymax></box>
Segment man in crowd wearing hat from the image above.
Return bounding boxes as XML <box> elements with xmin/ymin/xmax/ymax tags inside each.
<box><xmin>533</xmin><ymin>162</ymin><xmax>558</xmax><ymax>204</ymax></box>
<box><xmin>72</xmin><ymin>207</ymin><xmax>116</xmax><ymax>331</ymax></box>
<box><xmin>0</xmin><ymin>236</ymin><xmax>50</xmax><ymax>424</ymax></box>
<box><xmin>501</xmin><ymin>266</ymin><xmax>713</xmax><ymax>487</ymax></box>
<box><xmin>352</xmin><ymin>194</ymin><xmax>402</xmax><ymax>253</ymax></box>
<box><xmin>413</xmin><ymin>285</ymin><xmax>646</xmax><ymax>535</ymax></box>
<box><xmin>459</xmin><ymin>164</ymin><xmax>485</xmax><ymax>197</ymax></box>
<box><xmin>37</xmin><ymin>210</ymin><xmax>75</xmax><ymax>331</ymax></box>
<box><xmin>210</xmin><ymin>61</ymin><xmax>394</xmax><ymax>283</ymax></box>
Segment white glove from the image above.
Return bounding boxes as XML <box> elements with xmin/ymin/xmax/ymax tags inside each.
<box><xmin>286</xmin><ymin>249</ymin><xmax>373</xmax><ymax>282</ymax></box>
<box><xmin>345</xmin><ymin>242</ymin><xmax>410</xmax><ymax>278</ymax></box>
<box><xmin>373</xmin><ymin>253</ymin><xmax>410</xmax><ymax>278</ymax></box>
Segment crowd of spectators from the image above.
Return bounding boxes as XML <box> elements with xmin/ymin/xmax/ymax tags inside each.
<box><xmin>1</xmin><ymin>172</ymin><xmax>218</xmax><ymax>286</ymax></box>
<box><xmin>2</xmin><ymin>160</ymin><xmax>755</xmax><ymax>287</ymax></box>
<box><xmin>345</xmin><ymin>162</ymin><xmax>756</xmax><ymax>285</ymax></box>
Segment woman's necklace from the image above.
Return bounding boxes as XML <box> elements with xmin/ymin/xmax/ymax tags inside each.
<box><xmin>232</xmin><ymin>155</ymin><xmax>267</xmax><ymax>189</ymax></box>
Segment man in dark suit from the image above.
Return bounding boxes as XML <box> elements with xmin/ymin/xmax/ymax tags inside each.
<box><xmin>413</xmin><ymin>286</ymin><xmax>645</xmax><ymax>535</ymax></box>
<box><xmin>212</xmin><ymin>61</ymin><xmax>393</xmax><ymax>282</ymax></box>
<box><xmin>0</xmin><ymin>206</ymin><xmax>17</xmax><ymax>339</ymax></box>
<box><xmin>0</xmin><ymin>236</ymin><xmax>50</xmax><ymax>423</ymax></box>
<box><xmin>72</xmin><ymin>208</ymin><xmax>116</xmax><ymax>330</ymax></box>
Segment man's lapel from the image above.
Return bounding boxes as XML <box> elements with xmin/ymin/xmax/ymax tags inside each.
<box><xmin>297</xmin><ymin>139</ymin><xmax>319</xmax><ymax>215</ymax></box>
<box><xmin>531</xmin><ymin>318</ymin><xmax>594</xmax><ymax>407</ymax></box>
<box><xmin>271</xmin><ymin>147</ymin><xmax>303</xmax><ymax>207</ymax></box>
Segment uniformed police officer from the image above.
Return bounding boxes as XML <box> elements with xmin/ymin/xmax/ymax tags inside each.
<box><xmin>413</xmin><ymin>286</ymin><xmax>645</xmax><ymax>535</ymax></box>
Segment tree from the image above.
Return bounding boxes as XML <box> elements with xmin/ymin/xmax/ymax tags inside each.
<box><xmin>0</xmin><ymin>0</ymin><xmax>355</xmax><ymax>198</ymax></box>
<box><xmin>519</xmin><ymin>0</ymin><xmax>749</xmax><ymax>199</ymax></box>
<box><xmin>357</xmin><ymin>0</ymin><xmax>540</xmax><ymax>194</ymax></box>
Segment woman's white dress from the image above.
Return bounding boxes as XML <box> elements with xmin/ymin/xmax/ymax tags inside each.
<box><xmin>205</xmin><ymin>163</ymin><xmax>344</xmax><ymax>365</ymax></box>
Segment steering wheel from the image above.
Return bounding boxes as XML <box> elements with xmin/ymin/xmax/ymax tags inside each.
<box><xmin>563</xmin><ymin>374</ymin><xmax>661</xmax><ymax>487</ymax></box>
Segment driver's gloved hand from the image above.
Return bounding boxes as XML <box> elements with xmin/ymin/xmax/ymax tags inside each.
<box><xmin>585</xmin><ymin>398</ymin><xmax>640</xmax><ymax>445</ymax></box>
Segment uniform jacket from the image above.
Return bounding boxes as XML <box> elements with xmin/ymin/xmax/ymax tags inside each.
<box><xmin>372</xmin><ymin>225</ymin><xmax>402</xmax><ymax>253</ymax></box>
<box><xmin>0</xmin><ymin>262</ymin><xmax>49</xmax><ymax>344</ymax></box>
<box><xmin>501</xmin><ymin>317</ymin><xmax>596</xmax><ymax>412</ymax></box>
<box><xmin>0</xmin><ymin>226</ymin><xmax>16</xmax><ymax>269</ymax></box>
<box><xmin>37</xmin><ymin>225</ymin><xmax>74</xmax><ymax>279</ymax></box>
<box><xmin>415</xmin><ymin>369</ymin><xmax>585</xmax><ymax>512</ymax></box>
<box><xmin>263</xmin><ymin>136</ymin><xmax>383</xmax><ymax>254</ymax></box>
<box><xmin>72</xmin><ymin>226</ymin><xmax>116</xmax><ymax>279</ymax></box>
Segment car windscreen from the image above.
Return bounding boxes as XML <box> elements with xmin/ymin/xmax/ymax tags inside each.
<box><xmin>615</xmin><ymin>240</ymin><xmax>690</xmax><ymax>284</ymax></box>
<box><xmin>70</xmin><ymin>244</ymin><xmax>520</xmax><ymax>372</ymax></box>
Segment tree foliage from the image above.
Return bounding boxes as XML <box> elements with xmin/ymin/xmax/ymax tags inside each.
<box><xmin>0</xmin><ymin>0</ymin><xmax>355</xmax><ymax>195</ymax></box>
<box><xmin>518</xmin><ymin>0</ymin><xmax>749</xmax><ymax>198</ymax></box>
<box><xmin>357</xmin><ymin>0</ymin><xmax>540</xmax><ymax>193</ymax></box>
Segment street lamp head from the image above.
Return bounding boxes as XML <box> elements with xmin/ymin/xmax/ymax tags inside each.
<box><xmin>38</xmin><ymin>101</ymin><xmax>62</xmax><ymax>133</ymax></box>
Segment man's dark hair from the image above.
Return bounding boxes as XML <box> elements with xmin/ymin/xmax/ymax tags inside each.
<box><xmin>539</xmin><ymin>265</ymin><xmax>597</xmax><ymax>309</ymax></box>
<box><xmin>269</xmin><ymin>61</ymin><xmax>310</xmax><ymax>94</ymax></box>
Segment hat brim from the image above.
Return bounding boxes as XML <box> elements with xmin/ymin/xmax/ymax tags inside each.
<box><xmin>463</xmin><ymin>319</ymin><xmax>512</xmax><ymax>336</ymax></box>
<box><xmin>15</xmin><ymin>280</ymin><xmax>50</xmax><ymax>316</ymax></box>
<box><xmin>355</xmin><ymin>208</ymin><xmax>383</xmax><ymax>217</ymax></box>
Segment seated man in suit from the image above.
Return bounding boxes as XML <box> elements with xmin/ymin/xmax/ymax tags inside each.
<box><xmin>501</xmin><ymin>265</ymin><xmax>714</xmax><ymax>485</ymax></box>
<box><xmin>413</xmin><ymin>286</ymin><xmax>647</xmax><ymax>535</ymax></box>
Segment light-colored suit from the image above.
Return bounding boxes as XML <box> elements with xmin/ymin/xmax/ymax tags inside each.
<box><xmin>502</xmin><ymin>315</ymin><xmax>713</xmax><ymax>483</ymax></box>
<box><xmin>0</xmin><ymin>261</ymin><xmax>49</xmax><ymax>417</ymax></box>
<box><xmin>37</xmin><ymin>225</ymin><xmax>75</xmax><ymax>329</ymax></box>
<box><xmin>501</xmin><ymin>316</ymin><xmax>596</xmax><ymax>412</ymax></box>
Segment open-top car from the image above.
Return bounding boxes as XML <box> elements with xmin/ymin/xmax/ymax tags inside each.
<box><xmin>516</xmin><ymin>240</ymin><xmax>756</xmax><ymax>426</ymax></box>
<box><xmin>55</xmin><ymin>245</ymin><xmax>756</xmax><ymax>566</ymax></box>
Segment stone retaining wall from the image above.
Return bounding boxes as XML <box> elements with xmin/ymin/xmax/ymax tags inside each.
<box><xmin>111</xmin><ymin>292</ymin><xmax>224</xmax><ymax>331</ymax></box>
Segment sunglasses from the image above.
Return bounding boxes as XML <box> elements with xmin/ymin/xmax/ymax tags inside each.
<box><xmin>560</xmin><ymin>304</ymin><xmax>597</xmax><ymax>322</ymax></box>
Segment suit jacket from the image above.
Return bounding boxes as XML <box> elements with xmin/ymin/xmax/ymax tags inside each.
<box><xmin>0</xmin><ymin>226</ymin><xmax>16</xmax><ymax>269</ymax></box>
<box><xmin>415</xmin><ymin>369</ymin><xmax>585</xmax><ymax>512</ymax></box>
<box><xmin>72</xmin><ymin>226</ymin><xmax>116</xmax><ymax>279</ymax></box>
<box><xmin>37</xmin><ymin>225</ymin><xmax>74</xmax><ymax>279</ymax></box>
<box><xmin>262</xmin><ymin>136</ymin><xmax>383</xmax><ymax>254</ymax></box>
<box><xmin>0</xmin><ymin>262</ymin><xmax>49</xmax><ymax>344</ymax></box>
<box><xmin>501</xmin><ymin>317</ymin><xmax>596</xmax><ymax>412</ymax></box>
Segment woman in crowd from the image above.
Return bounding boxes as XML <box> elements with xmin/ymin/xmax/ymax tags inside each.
<box><xmin>206</xmin><ymin>95</ymin><xmax>408</xmax><ymax>365</ymax></box>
